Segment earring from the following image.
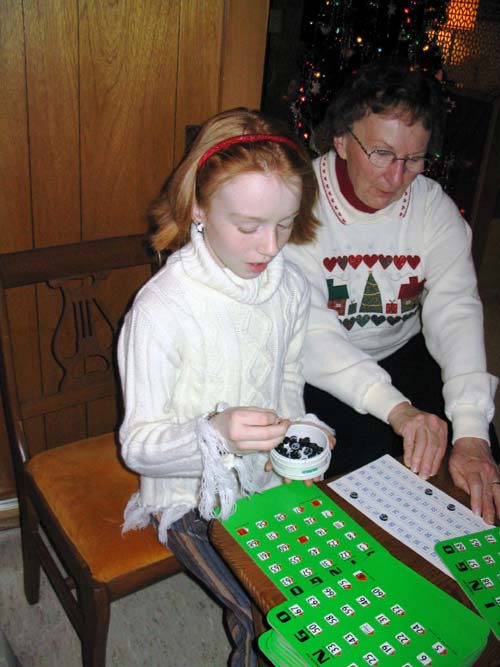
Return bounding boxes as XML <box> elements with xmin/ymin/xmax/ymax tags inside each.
<box><xmin>194</xmin><ymin>220</ymin><xmax>204</xmax><ymax>233</ymax></box>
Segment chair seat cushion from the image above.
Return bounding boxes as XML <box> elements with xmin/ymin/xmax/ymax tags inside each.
<box><xmin>27</xmin><ymin>433</ymin><xmax>178</xmax><ymax>583</ymax></box>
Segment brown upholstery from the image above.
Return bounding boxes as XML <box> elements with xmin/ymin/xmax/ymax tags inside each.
<box><xmin>27</xmin><ymin>433</ymin><xmax>171</xmax><ymax>583</ymax></box>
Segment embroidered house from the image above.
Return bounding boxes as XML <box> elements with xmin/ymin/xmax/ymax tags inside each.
<box><xmin>398</xmin><ymin>276</ymin><xmax>425</xmax><ymax>313</ymax></box>
<box><xmin>326</xmin><ymin>279</ymin><xmax>349</xmax><ymax>315</ymax></box>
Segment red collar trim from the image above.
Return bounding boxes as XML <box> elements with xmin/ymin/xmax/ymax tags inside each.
<box><xmin>335</xmin><ymin>156</ymin><xmax>378</xmax><ymax>213</ymax></box>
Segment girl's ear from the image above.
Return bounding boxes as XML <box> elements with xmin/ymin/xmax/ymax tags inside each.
<box><xmin>192</xmin><ymin>200</ymin><xmax>203</xmax><ymax>223</ymax></box>
<box><xmin>333</xmin><ymin>134</ymin><xmax>348</xmax><ymax>160</ymax></box>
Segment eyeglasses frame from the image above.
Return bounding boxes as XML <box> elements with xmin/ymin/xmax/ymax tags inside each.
<box><xmin>345</xmin><ymin>128</ymin><xmax>433</xmax><ymax>173</ymax></box>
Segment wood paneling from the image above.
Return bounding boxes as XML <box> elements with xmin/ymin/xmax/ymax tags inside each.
<box><xmin>175</xmin><ymin>0</ymin><xmax>225</xmax><ymax>163</ymax></box>
<box><xmin>220</xmin><ymin>0</ymin><xmax>270</xmax><ymax>111</ymax></box>
<box><xmin>24</xmin><ymin>0</ymin><xmax>80</xmax><ymax>248</ymax></box>
<box><xmin>80</xmin><ymin>0</ymin><xmax>180</xmax><ymax>239</ymax></box>
<box><xmin>0</xmin><ymin>0</ymin><xmax>32</xmax><ymax>252</ymax></box>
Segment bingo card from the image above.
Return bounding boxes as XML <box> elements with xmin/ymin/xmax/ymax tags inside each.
<box><xmin>436</xmin><ymin>526</ymin><xmax>500</xmax><ymax>641</ymax></box>
<box><xmin>328</xmin><ymin>455</ymin><xmax>489</xmax><ymax>576</ymax></box>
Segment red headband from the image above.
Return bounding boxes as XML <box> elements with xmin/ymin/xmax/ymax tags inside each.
<box><xmin>197</xmin><ymin>134</ymin><xmax>299</xmax><ymax>170</ymax></box>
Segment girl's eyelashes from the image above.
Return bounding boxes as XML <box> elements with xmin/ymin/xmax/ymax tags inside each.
<box><xmin>238</xmin><ymin>226</ymin><xmax>259</xmax><ymax>234</ymax></box>
<box><xmin>236</xmin><ymin>220</ymin><xmax>295</xmax><ymax>234</ymax></box>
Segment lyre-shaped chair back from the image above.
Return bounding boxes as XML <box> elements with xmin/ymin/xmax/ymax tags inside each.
<box><xmin>50</xmin><ymin>273</ymin><xmax>114</xmax><ymax>391</ymax></box>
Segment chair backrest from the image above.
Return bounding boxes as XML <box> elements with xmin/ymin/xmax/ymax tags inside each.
<box><xmin>0</xmin><ymin>235</ymin><xmax>165</xmax><ymax>478</ymax></box>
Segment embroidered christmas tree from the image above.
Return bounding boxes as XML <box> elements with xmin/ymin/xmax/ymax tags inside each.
<box><xmin>360</xmin><ymin>272</ymin><xmax>383</xmax><ymax>313</ymax></box>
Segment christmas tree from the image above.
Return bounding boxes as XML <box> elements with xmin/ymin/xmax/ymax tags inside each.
<box><xmin>290</xmin><ymin>0</ymin><xmax>450</xmax><ymax>153</ymax></box>
<box><xmin>360</xmin><ymin>272</ymin><xmax>383</xmax><ymax>313</ymax></box>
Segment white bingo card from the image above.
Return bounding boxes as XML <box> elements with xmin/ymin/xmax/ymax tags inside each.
<box><xmin>328</xmin><ymin>454</ymin><xmax>490</xmax><ymax>576</ymax></box>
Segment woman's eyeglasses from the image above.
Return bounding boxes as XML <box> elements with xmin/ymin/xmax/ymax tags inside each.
<box><xmin>347</xmin><ymin>128</ymin><xmax>434</xmax><ymax>173</ymax></box>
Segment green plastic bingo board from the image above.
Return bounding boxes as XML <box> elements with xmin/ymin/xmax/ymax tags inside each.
<box><xmin>259</xmin><ymin>552</ymin><xmax>488</xmax><ymax>667</ymax></box>
<box><xmin>436</xmin><ymin>526</ymin><xmax>500</xmax><ymax>641</ymax></box>
<box><xmin>221</xmin><ymin>483</ymin><xmax>489</xmax><ymax>666</ymax></box>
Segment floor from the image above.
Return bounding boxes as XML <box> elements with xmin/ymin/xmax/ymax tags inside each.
<box><xmin>0</xmin><ymin>220</ymin><xmax>498</xmax><ymax>667</ymax></box>
<box><xmin>0</xmin><ymin>526</ymin><xmax>231</xmax><ymax>667</ymax></box>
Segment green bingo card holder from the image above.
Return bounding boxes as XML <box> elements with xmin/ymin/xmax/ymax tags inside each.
<box><xmin>259</xmin><ymin>551</ymin><xmax>488</xmax><ymax>667</ymax></box>
<box><xmin>436</xmin><ymin>526</ymin><xmax>500</xmax><ymax>641</ymax></box>
<box><xmin>221</xmin><ymin>482</ymin><xmax>387</xmax><ymax>601</ymax></box>
<box><xmin>221</xmin><ymin>483</ymin><xmax>489</xmax><ymax>666</ymax></box>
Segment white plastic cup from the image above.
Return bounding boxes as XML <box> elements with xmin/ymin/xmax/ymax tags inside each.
<box><xmin>270</xmin><ymin>423</ymin><xmax>331</xmax><ymax>481</ymax></box>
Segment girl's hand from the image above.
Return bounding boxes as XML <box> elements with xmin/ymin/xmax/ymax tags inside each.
<box><xmin>210</xmin><ymin>407</ymin><xmax>290</xmax><ymax>454</ymax></box>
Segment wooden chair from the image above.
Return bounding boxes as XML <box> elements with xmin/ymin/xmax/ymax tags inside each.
<box><xmin>0</xmin><ymin>235</ymin><xmax>183</xmax><ymax>667</ymax></box>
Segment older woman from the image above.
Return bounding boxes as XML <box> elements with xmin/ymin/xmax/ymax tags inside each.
<box><xmin>285</xmin><ymin>59</ymin><xmax>499</xmax><ymax>523</ymax></box>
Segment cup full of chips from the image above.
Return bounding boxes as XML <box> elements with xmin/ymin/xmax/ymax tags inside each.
<box><xmin>270</xmin><ymin>423</ymin><xmax>331</xmax><ymax>481</ymax></box>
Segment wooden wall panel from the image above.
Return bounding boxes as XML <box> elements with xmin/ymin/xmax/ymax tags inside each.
<box><xmin>0</xmin><ymin>1</ymin><xmax>31</xmax><ymax>493</ymax></box>
<box><xmin>220</xmin><ymin>0</ymin><xmax>270</xmax><ymax>111</ymax></box>
<box><xmin>24</xmin><ymin>0</ymin><xmax>80</xmax><ymax>248</ymax></box>
<box><xmin>80</xmin><ymin>0</ymin><xmax>180</xmax><ymax>239</ymax></box>
<box><xmin>0</xmin><ymin>0</ymin><xmax>32</xmax><ymax>252</ymax></box>
<box><xmin>175</xmin><ymin>0</ymin><xmax>225</xmax><ymax>164</ymax></box>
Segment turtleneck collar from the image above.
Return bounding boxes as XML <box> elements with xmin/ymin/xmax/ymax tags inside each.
<box><xmin>335</xmin><ymin>155</ymin><xmax>379</xmax><ymax>213</ymax></box>
<box><xmin>178</xmin><ymin>224</ymin><xmax>285</xmax><ymax>305</ymax></box>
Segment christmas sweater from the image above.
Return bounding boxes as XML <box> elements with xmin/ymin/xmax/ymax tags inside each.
<box><xmin>285</xmin><ymin>151</ymin><xmax>498</xmax><ymax>443</ymax></box>
<box><xmin>118</xmin><ymin>225</ymin><xmax>311</xmax><ymax>542</ymax></box>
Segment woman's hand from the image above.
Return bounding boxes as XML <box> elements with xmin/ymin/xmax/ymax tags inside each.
<box><xmin>210</xmin><ymin>406</ymin><xmax>290</xmax><ymax>453</ymax></box>
<box><xmin>388</xmin><ymin>402</ymin><xmax>447</xmax><ymax>479</ymax></box>
<box><xmin>449</xmin><ymin>438</ymin><xmax>500</xmax><ymax>524</ymax></box>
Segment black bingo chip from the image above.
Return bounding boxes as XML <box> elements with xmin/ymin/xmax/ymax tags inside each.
<box><xmin>275</xmin><ymin>435</ymin><xmax>323</xmax><ymax>460</ymax></box>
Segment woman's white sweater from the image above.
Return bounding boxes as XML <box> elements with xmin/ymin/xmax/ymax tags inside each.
<box><xmin>285</xmin><ymin>151</ymin><xmax>498</xmax><ymax>443</ymax></box>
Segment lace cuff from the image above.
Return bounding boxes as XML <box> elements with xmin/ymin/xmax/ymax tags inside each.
<box><xmin>197</xmin><ymin>405</ymin><xmax>238</xmax><ymax>521</ymax></box>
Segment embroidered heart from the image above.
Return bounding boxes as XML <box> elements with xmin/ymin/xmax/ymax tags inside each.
<box><xmin>363</xmin><ymin>254</ymin><xmax>378</xmax><ymax>268</ymax></box>
<box><xmin>378</xmin><ymin>255</ymin><xmax>392</xmax><ymax>269</ymax></box>
<box><xmin>323</xmin><ymin>257</ymin><xmax>336</xmax><ymax>272</ymax></box>
<box><xmin>342</xmin><ymin>317</ymin><xmax>356</xmax><ymax>331</ymax></box>
<box><xmin>337</xmin><ymin>255</ymin><xmax>348</xmax><ymax>270</ymax></box>
<box><xmin>403</xmin><ymin>311</ymin><xmax>417</xmax><ymax>321</ymax></box>
<box><xmin>393</xmin><ymin>255</ymin><xmax>407</xmax><ymax>270</ymax></box>
<box><xmin>371</xmin><ymin>315</ymin><xmax>385</xmax><ymax>326</ymax></box>
<box><xmin>356</xmin><ymin>315</ymin><xmax>370</xmax><ymax>327</ymax></box>
<box><xmin>387</xmin><ymin>316</ymin><xmax>402</xmax><ymax>325</ymax></box>
<box><xmin>348</xmin><ymin>254</ymin><xmax>362</xmax><ymax>269</ymax></box>
<box><xmin>407</xmin><ymin>255</ymin><xmax>421</xmax><ymax>269</ymax></box>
